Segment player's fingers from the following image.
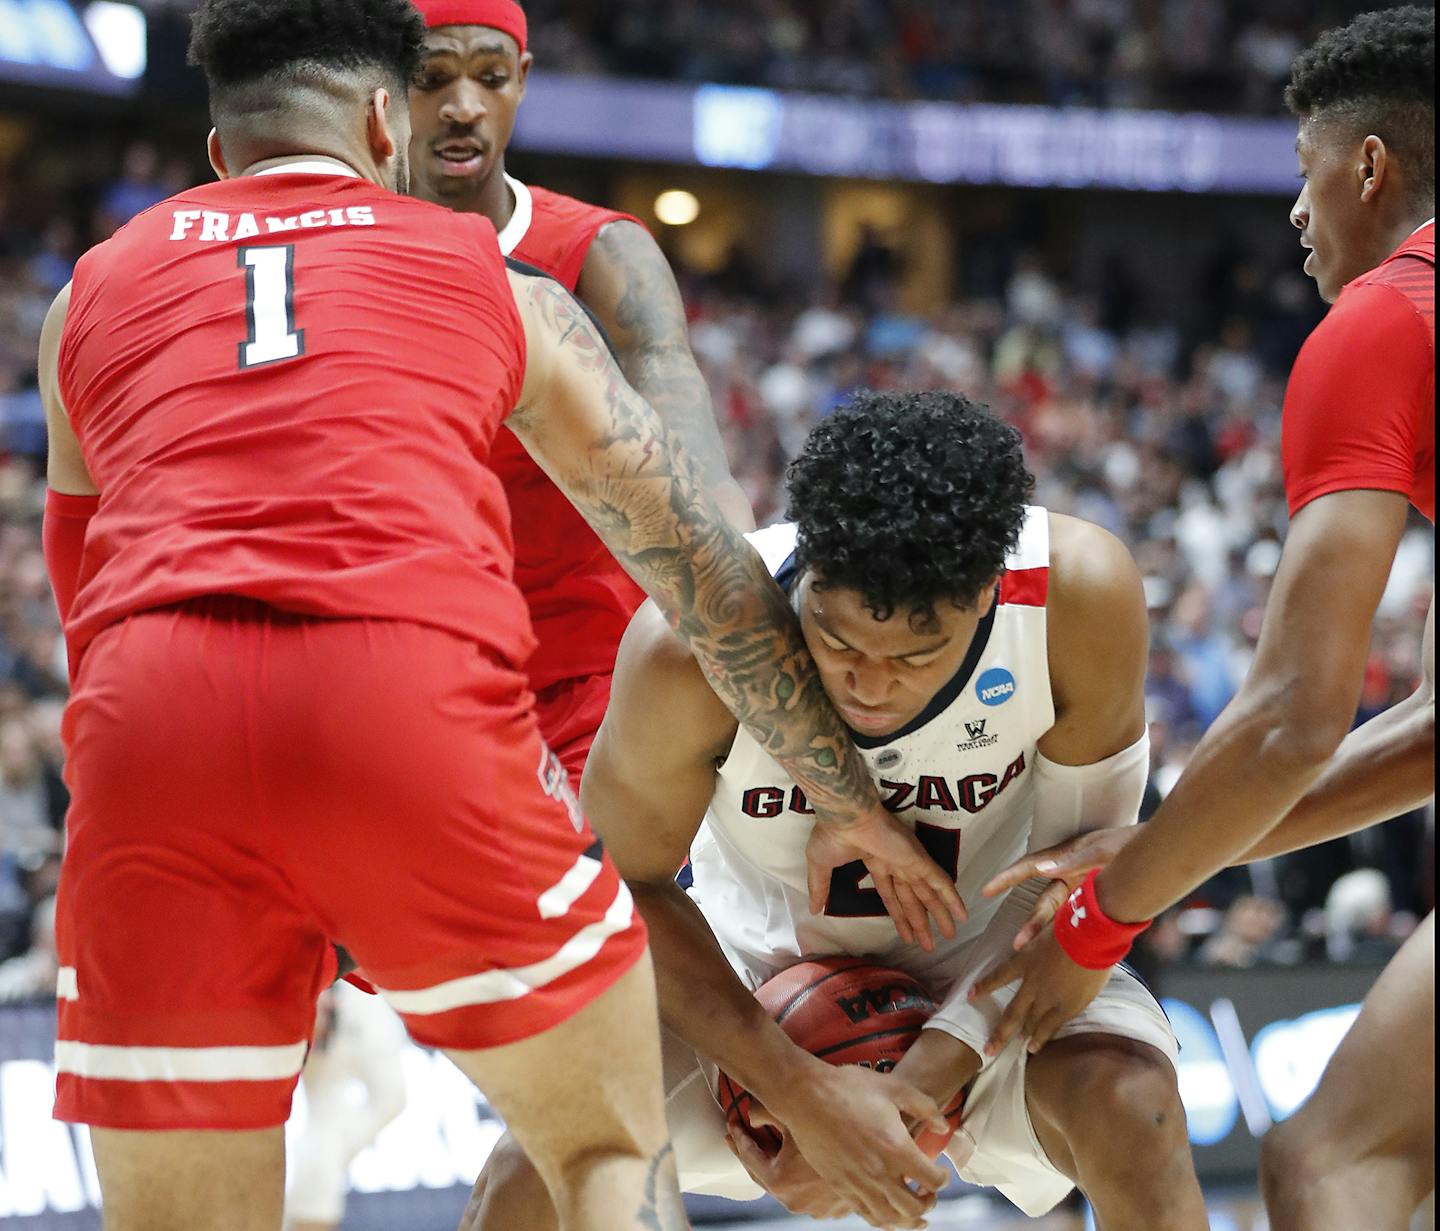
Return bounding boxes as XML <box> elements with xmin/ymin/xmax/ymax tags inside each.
<box><xmin>726</xmin><ymin>1126</ymin><xmax>775</xmax><ymax>1183</ymax></box>
<box><xmin>873</xmin><ymin>873</ymin><xmax>918</xmax><ymax>947</ymax></box>
<box><xmin>855</xmin><ymin>1172</ymin><xmax>930</xmax><ymax>1231</ymax></box>
<box><xmin>1027</xmin><ymin>1007</ymin><xmax>1068</xmax><ymax>1055</ymax></box>
<box><xmin>912</xmin><ymin>878</ymin><xmax>963</xmax><ymax>936</ymax></box>
<box><xmin>968</xmin><ymin>952</ymin><xmax>1023</xmax><ymax>1001</ymax></box>
<box><xmin>887</xmin><ymin>1077</ymin><xmax>942</xmax><ymax>1129</ymax></box>
<box><xmin>981</xmin><ymin>855</ymin><xmax>1047</xmax><ymax>898</ymax></box>
<box><xmin>983</xmin><ymin>987</ymin><xmax>1033</xmax><ymax>1058</ymax></box>
<box><xmin>807</xmin><ymin>860</ymin><xmax>829</xmax><ymax>917</ymax></box>
<box><xmin>1013</xmin><ymin>883</ymin><xmax>1067</xmax><ymax>951</ymax></box>
<box><xmin>895</xmin><ymin>880</ymin><xmax>936</xmax><ymax>951</ymax></box>
<box><xmin>919</xmin><ymin>866</ymin><xmax>967</xmax><ymax>926</ymax></box>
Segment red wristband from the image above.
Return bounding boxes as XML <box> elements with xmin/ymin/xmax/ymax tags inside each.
<box><xmin>1052</xmin><ymin>869</ymin><xmax>1151</xmax><ymax>970</ymax></box>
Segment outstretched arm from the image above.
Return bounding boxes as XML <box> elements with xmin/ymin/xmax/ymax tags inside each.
<box><xmin>1093</xmin><ymin>489</ymin><xmax>1407</xmax><ymax>921</ymax></box>
<box><xmin>972</xmin><ymin>489</ymin><xmax>1409</xmax><ymax>1054</ymax></box>
<box><xmin>506</xmin><ymin>269</ymin><xmax>964</xmax><ymax>946</ymax></box>
<box><xmin>1238</xmin><ymin>594</ymin><xmax>1433</xmax><ymax>859</ymax></box>
<box><xmin>578</xmin><ymin>221</ymin><xmax>754</xmax><ymax>531</ymax></box>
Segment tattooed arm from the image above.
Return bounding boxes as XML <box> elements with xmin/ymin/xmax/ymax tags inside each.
<box><xmin>506</xmin><ymin>268</ymin><xmax>964</xmax><ymax>946</ymax></box>
<box><xmin>578</xmin><ymin>221</ymin><xmax>755</xmax><ymax>531</ymax></box>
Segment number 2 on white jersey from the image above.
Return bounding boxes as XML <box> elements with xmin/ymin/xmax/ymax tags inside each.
<box><xmin>238</xmin><ymin>245</ymin><xmax>304</xmax><ymax>369</ymax></box>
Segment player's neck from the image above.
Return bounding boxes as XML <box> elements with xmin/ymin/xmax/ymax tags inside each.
<box><xmin>466</xmin><ymin>162</ymin><xmax>517</xmax><ymax>231</ymax></box>
<box><xmin>240</xmin><ymin>154</ymin><xmax>364</xmax><ymax>180</ymax></box>
<box><xmin>1375</xmin><ymin>209</ymin><xmax>1433</xmax><ymax>263</ymax></box>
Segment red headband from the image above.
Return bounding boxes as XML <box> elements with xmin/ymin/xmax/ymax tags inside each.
<box><xmin>414</xmin><ymin>0</ymin><xmax>528</xmax><ymax>51</ymax></box>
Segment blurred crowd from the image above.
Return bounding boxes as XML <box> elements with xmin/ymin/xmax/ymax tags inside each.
<box><xmin>482</xmin><ymin>0</ymin><xmax>1384</xmax><ymax>112</ymax></box>
<box><xmin>0</xmin><ymin>129</ymin><xmax>1431</xmax><ymax>999</ymax></box>
<box><xmin>124</xmin><ymin>0</ymin><xmax>1407</xmax><ymax>112</ymax></box>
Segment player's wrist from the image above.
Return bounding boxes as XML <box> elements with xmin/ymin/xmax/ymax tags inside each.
<box><xmin>730</xmin><ymin>1027</ymin><xmax>828</xmax><ymax>1118</ymax></box>
<box><xmin>1052</xmin><ymin>869</ymin><xmax>1152</xmax><ymax>969</ymax></box>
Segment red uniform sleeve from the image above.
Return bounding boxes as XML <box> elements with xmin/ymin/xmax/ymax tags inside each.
<box><xmin>1282</xmin><ymin>281</ymin><xmax>1432</xmax><ymax>518</ymax></box>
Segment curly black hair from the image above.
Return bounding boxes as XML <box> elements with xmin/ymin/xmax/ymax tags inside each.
<box><xmin>786</xmin><ymin>391</ymin><xmax>1034</xmax><ymax>625</ymax></box>
<box><xmin>188</xmin><ymin>0</ymin><xmax>426</xmax><ymax>94</ymax></box>
<box><xmin>1286</xmin><ymin>6</ymin><xmax>1434</xmax><ymax>203</ymax></box>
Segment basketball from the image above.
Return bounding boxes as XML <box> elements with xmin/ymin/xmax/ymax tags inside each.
<box><xmin>715</xmin><ymin>958</ymin><xmax>939</xmax><ymax>1155</ymax></box>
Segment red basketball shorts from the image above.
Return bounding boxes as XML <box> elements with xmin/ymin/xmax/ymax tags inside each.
<box><xmin>53</xmin><ymin>598</ymin><xmax>647</xmax><ymax>1131</ymax></box>
<box><xmin>533</xmin><ymin>671</ymin><xmax>616</xmax><ymax>783</ymax></box>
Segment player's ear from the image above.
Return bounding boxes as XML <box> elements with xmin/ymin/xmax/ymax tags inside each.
<box><xmin>517</xmin><ymin>50</ymin><xmax>534</xmax><ymax>99</ymax></box>
<box><xmin>367</xmin><ymin>88</ymin><xmax>400</xmax><ymax>165</ymax></box>
<box><xmin>975</xmin><ymin>579</ymin><xmax>1001</xmax><ymax>617</ymax></box>
<box><xmin>1359</xmin><ymin>134</ymin><xmax>1388</xmax><ymax>203</ymax></box>
<box><xmin>206</xmin><ymin>129</ymin><xmax>230</xmax><ymax>181</ymax></box>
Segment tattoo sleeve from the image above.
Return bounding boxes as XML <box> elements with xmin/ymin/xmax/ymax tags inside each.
<box><xmin>580</xmin><ymin>222</ymin><xmax>755</xmax><ymax>531</ymax></box>
<box><xmin>509</xmin><ymin>275</ymin><xmax>879</xmax><ymax>826</ymax></box>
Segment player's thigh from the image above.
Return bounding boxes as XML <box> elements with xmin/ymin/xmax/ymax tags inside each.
<box><xmin>57</xmin><ymin>609</ymin><xmax>331</xmax><ymax>1133</ymax></box>
<box><xmin>89</xmin><ymin>1127</ymin><xmax>284</xmax><ymax>1231</ymax></box>
<box><xmin>444</xmin><ymin>952</ymin><xmax>670</xmax><ymax>1183</ymax></box>
<box><xmin>269</xmin><ymin>627</ymin><xmax>647</xmax><ymax>1057</ymax></box>
<box><xmin>1283</xmin><ymin>913</ymin><xmax>1435</xmax><ymax>1162</ymax></box>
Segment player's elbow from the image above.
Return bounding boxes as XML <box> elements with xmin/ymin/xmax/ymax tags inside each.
<box><xmin>1258</xmin><ymin>705</ymin><xmax>1350</xmax><ymax>774</ymax></box>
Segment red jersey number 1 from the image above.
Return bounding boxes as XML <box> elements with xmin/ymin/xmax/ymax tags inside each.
<box><xmin>238</xmin><ymin>245</ymin><xmax>305</xmax><ymax>369</ymax></box>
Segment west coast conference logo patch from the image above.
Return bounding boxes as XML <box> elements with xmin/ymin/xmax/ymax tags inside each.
<box><xmin>975</xmin><ymin>666</ymin><xmax>1017</xmax><ymax>707</ymax></box>
<box><xmin>956</xmin><ymin>717</ymin><xmax>1000</xmax><ymax>753</ymax></box>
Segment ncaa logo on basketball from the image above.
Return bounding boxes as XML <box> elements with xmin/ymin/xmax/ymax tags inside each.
<box><xmin>975</xmin><ymin>666</ymin><xmax>1017</xmax><ymax>707</ymax></box>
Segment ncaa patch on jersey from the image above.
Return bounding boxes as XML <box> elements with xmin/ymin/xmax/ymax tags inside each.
<box><xmin>975</xmin><ymin>667</ymin><xmax>1017</xmax><ymax>707</ymax></box>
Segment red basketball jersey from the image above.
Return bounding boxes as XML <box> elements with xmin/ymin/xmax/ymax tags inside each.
<box><xmin>1283</xmin><ymin>220</ymin><xmax>1435</xmax><ymax>524</ymax></box>
<box><xmin>58</xmin><ymin>167</ymin><xmax>535</xmax><ymax>665</ymax></box>
<box><xmin>493</xmin><ymin>178</ymin><xmax>648</xmax><ymax>690</ymax></box>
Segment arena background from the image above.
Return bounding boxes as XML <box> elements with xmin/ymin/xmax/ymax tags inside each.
<box><xmin>0</xmin><ymin>2</ymin><xmax>1432</xmax><ymax>1228</ymax></box>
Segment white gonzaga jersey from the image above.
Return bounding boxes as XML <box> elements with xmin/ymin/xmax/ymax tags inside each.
<box><xmin>691</xmin><ymin>507</ymin><xmax>1055</xmax><ymax>981</ymax></box>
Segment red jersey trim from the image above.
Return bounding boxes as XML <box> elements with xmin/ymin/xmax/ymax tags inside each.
<box><xmin>999</xmin><ymin>566</ymin><xmax>1049</xmax><ymax>607</ymax></box>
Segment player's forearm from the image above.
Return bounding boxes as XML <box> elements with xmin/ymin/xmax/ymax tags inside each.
<box><xmin>622</xmin><ymin>343</ymin><xmax>754</xmax><ymax>533</ymax></box>
<box><xmin>628</xmin><ymin>878</ymin><xmax>821</xmax><ymax>1109</ymax></box>
<box><xmin>892</xmin><ymin>1028</ymin><xmax>980</xmax><ymax>1112</ymax></box>
<box><xmin>1095</xmin><ymin>686</ymin><xmax>1341</xmax><ymax>923</ymax></box>
<box><xmin>572</xmin><ymin>471</ymin><xmax>882</xmax><ymax>825</ymax></box>
<box><xmin>1235</xmin><ymin>687</ymin><xmax>1434</xmax><ymax>862</ymax></box>
<box><xmin>513</xmin><ymin>278</ymin><xmax>881</xmax><ymax>827</ymax></box>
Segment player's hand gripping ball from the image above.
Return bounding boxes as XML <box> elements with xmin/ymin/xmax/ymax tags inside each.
<box><xmin>716</xmin><ymin>957</ymin><xmax>965</xmax><ymax>1159</ymax></box>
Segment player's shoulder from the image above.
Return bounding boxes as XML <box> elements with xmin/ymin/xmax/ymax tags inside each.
<box><xmin>1299</xmin><ymin>274</ymin><xmax>1432</xmax><ymax>378</ymax></box>
<box><xmin>527</xmin><ymin>182</ymin><xmax>633</xmax><ymax>230</ymax></box>
<box><xmin>613</xmin><ymin>599</ymin><xmax>737</xmax><ymax>747</ymax></box>
<box><xmin>1325</xmin><ymin>229</ymin><xmax>1435</xmax><ymax>338</ymax></box>
<box><xmin>616</xmin><ymin>599</ymin><xmax>706</xmax><ymax>687</ymax></box>
<box><xmin>1044</xmin><ymin>513</ymin><xmax>1145</xmax><ymax>627</ymax></box>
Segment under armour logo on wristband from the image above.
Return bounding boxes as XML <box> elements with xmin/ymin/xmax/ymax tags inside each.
<box><xmin>1054</xmin><ymin>870</ymin><xmax>1153</xmax><ymax>970</ymax></box>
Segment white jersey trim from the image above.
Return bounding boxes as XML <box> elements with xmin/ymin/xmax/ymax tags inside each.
<box><xmin>496</xmin><ymin>175</ymin><xmax>534</xmax><ymax>256</ymax></box>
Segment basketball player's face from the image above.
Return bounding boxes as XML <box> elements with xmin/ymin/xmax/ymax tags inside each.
<box><xmin>797</xmin><ymin>574</ymin><xmax>995</xmax><ymax>738</ymax></box>
<box><xmin>1291</xmin><ymin>117</ymin><xmax>1385</xmax><ymax>304</ymax></box>
<box><xmin>408</xmin><ymin>27</ymin><xmax>533</xmax><ymax>207</ymax></box>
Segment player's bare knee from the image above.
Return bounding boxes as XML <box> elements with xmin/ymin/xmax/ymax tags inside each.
<box><xmin>1045</xmin><ymin>1043</ymin><xmax>1189</xmax><ymax>1178</ymax></box>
